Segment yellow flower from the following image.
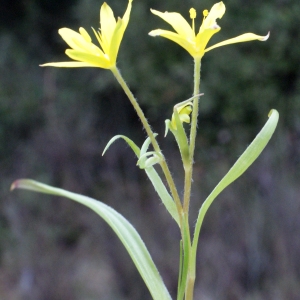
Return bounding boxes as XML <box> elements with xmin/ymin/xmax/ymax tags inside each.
<box><xmin>171</xmin><ymin>102</ymin><xmax>193</xmax><ymax>130</ymax></box>
<box><xmin>149</xmin><ymin>1</ymin><xmax>269</xmax><ymax>59</ymax></box>
<box><xmin>41</xmin><ymin>0</ymin><xmax>133</xmax><ymax>69</ymax></box>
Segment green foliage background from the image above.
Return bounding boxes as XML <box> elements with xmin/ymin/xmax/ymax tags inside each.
<box><xmin>0</xmin><ymin>0</ymin><xmax>300</xmax><ymax>299</ymax></box>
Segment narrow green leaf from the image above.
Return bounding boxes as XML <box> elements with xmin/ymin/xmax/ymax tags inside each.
<box><xmin>192</xmin><ymin>109</ymin><xmax>279</xmax><ymax>255</ymax></box>
<box><xmin>140</xmin><ymin>135</ymin><xmax>157</xmax><ymax>157</ymax></box>
<box><xmin>102</xmin><ymin>135</ymin><xmax>140</xmax><ymax>157</ymax></box>
<box><xmin>177</xmin><ymin>240</ymin><xmax>184</xmax><ymax>300</ymax></box>
<box><xmin>145</xmin><ymin>168</ymin><xmax>180</xmax><ymax>225</ymax></box>
<box><xmin>102</xmin><ymin>134</ymin><xmax>179</xmax><ymax>224</ymax></box>
<box><xmin>11</xmin><ymin>179</ymin><xmax>172</xmax><ymax>300</ymax></box>
<box><xmin>177</xmin><ymin>218</ymin><xmax>190</xmax><ymax>300</ymax></box>
<box><xmin>165</xmin><ymin>120</ymin><xmax>171</xmax><ymax>137</ymax></box>
<box><xmin>102</xmin><ymin>135</ymin><xmax>179</xmax><ymax>225</ymax></box>
<box><xmin>144</xmin><ymin>156</ymin><xmax>162</xmax><ymax>168</ymax></box>
<box><xmin>137</xmin><ymin>151</ymin><xmax>157</xmax><ymax>167</ymax></box>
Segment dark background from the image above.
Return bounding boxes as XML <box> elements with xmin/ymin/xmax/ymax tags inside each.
<box><xmin>1</xmin><ymin>0</ymin><xmax>300</xmax><ymax>299</ymax></box>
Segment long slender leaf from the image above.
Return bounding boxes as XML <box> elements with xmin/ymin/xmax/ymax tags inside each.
<box><xmin>103</xmin><ymin>135</ymin><xmax>179</xmax><ymax>224</ymax></box>
<box><xmin>145</xmin><ymin>168</ymin><xmax>180</xmax><ymax>225</ymax></box>
<box><xmin>102</xmin><ymin>135</ymin><xmax>140</xmax><ymax>157</ymax></box>
<box><xmin>192</xmin><ymin>109</ymin><xmax>279</xmax><ymax>256</ymax></box>
<box><xmin>11</xmin><ymin>179</ymin><xmax>172</xmax><ymax>300</ymax></box>
<box><xmin>177</xmin><ymin>240</ymin><xmax>184</xmax><ymax>300</ymax></box>
<box><xmin>177</xmin><ymin>218</ymin><xmax>191</xmax><ymax>300</ymax></box>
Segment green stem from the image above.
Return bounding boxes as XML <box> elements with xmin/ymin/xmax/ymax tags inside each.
<box><xmin>183</xmin><ymin>57</ymin><xmax>201</xmax><ymax>300</ymax></box>
<box><xmin>110</xmin><ymin>66</ymin><xmax>183</xmax><ymax>224</ymax></box>
<box><xmin>183</xmin><ymin>58</ymin><xmax>201</xmax><ymax>216</ymax></box>
<box><xmin>185</xmin><ymin>273</ymin><xmax>196</xmax><ymax>300</ymax></box>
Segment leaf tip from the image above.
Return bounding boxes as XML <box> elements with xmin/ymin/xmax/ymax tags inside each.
<box><xmin>10</xmin><ymin>180</ymin><xmax>20</xmax><ymax>191</ymax></box>
<box><xmin>268</xmin><ymin>108</ymin><xmax>279</xmax><ymax>118</ymax></box>
<box><xmin>268</xmin><ymin>109</ymin><xmax>273</xmax><ymax>117</ymax></box>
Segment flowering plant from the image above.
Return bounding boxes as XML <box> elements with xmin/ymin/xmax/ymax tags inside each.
<box><xmin>11</xmin><ymin>1</ymin><xmax>278</xmax><ymax>299</ymax></box>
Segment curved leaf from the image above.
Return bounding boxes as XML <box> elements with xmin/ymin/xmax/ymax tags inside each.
<box><xmin>11</xmin><ymin>179</ymin><xmax>172</xmax><ymax>300</ymax></box>
<box><xmin>144</xmin><ymin>168</ymin><xmax>180</xmax><ymax>225</ymax></box>
<box><xmin>102</xmin><ymin>135</ymin><xmax>179</xmax><ymax>225</ymax></box>
<box><xmin>102</xmin><ymin>135</ymin><xmax>140</xmax><ymax>157</ymax></box>
<box><xmin>192</xmin><ymin>109</ymin><xmax>279</xmax><ymax>255</ymax></box>
<box><xmin>140</xmin><ymin>135</ymin><xmax>157</xmax><ymax>157</ymax></box>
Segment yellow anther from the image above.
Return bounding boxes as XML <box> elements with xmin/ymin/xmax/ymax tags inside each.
<box><xmin>189</xmin><ymin>8</ymin><xmax>196</xmax><ymax>19</ymax></box>
<box><xmin>203</xmin><ymin>9</ymin><xmax>209</xmax><ymax>17</ymax></box>
<box><xmin>189</xmin><ymin>8</ymin><xmax>196</xmax><ymax>32</ymax></box>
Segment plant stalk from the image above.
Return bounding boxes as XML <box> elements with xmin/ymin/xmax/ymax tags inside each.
<box><xmin>183</xmin><ymin>57</ymin><xmax>201</xmax><ymax>300</ymax></box>
<box><xmin>183</xmin><ymin>58</ymin><xmax>201</xmax><ymax>214</ymax></box>
<box><xmin>110</xmin><ymin>66</ymin><xmax>183</xmax><ymax>224</ymax></box>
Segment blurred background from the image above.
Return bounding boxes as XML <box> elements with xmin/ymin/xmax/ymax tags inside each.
<box><xmin>0</xmin><ymin>0</ymin><xmax>300</xmax><ymax>299</ymax></box>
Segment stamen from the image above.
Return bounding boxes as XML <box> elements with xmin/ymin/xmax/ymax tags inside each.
<box><xmin>202</xmin><ymin>9</ymin><xmax>209</xmax><ymax>25</ymax></box>
<box><xmin>189</xmin><ymin>8</ymin><xmax>196</xmax><ymax>32</ymax></box>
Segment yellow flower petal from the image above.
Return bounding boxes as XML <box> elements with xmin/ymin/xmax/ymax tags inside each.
<box><xmin>149</xmin><ymin>29</ymin><xmax>196</xmax><ymax>57</ymax></box>
<box><xmin>192</xmin><ymin>1</ymin><xmax>225</xmax><ymax>57</ymax></box>
<box><xmin>42</xmin><ymin>0</ymin><xmax>133</xmax><ymax>69</ymax></box>
<box><xmin>109</xmin><ymin>19</ymin><xmax>125</xmax><ymax>65</ymax></box>
<box><xmin>100</xmin><ymin>2</ymin><xmax>117</xmax><ymax>53</ymax></box>
<box><xmin>40</xmin><ymin>62</ymin><xmax>97</xmax><ymax>67</ymax></box>
<box><xmin>171</xmin><ymin>102</ymin><xmax>193</xmax><ymax>129</ymax></box>
<box><xmin>91</xmin><ymin>28</ymin><xmax>106</xmax><ymax>52</ymax></box>
<box><xmin>180</xmin><ymin>105</ymin><xmax>193</xmax><ymax>115</ymax></box>
<box><xmin>150</xmin><ymin>2</ymin><xmax>226</xmax><ymax>58</ymax></box>
<box><xmin>121</xmin><ymin>0</ymin><xmax>133</xmax><ymax>27</ymax></box>
<box><xmin>79</xmin><ymin>27</ymin><xmax>92</xmax><ymax>43</ymax></box>
<box><xmin>150</xmin><ymin>9</ymin><xmax>194</xmax><ymax>40</ymax></box>
<box><xmin>58</xmin><ymin>28</ymin><xmax>103</xmax><ymax>56</ymax></box>
<box><xmin>199</xmin><ymin>1</ymin><xmax>225</xmax><ymax>33</ymax></box>
<box><xmin>58</xmin><ymin>28</ymin><xmax>85</xmax><ymax>51</ymax></box>
<box><xmin>205</xmin><ymin>32</ymin><xmax>270</xmax><ymax>52</ymax></box>
<box><xmin>180</xmin><ymin>114</ymin><xmax>191</xmax><ymax>123</ymax></box>
<box><xmin>195</xmin><ymin>27</ymin><xmax>221</xmax><ymax>58</ymax></box>
<box><xmin>108</xmin><ymin>0</ymin><xmax>132</xmax><ymax>64</ymax></box>
<box><xmin>65</xmin><ymin>50</ymin><xmax>111</xmax><ymax>68</ymax></box>
<box><xmin>150</xmin><ymin>1</ymin><xmax>268</xmax><ymax>59</ymax></box>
